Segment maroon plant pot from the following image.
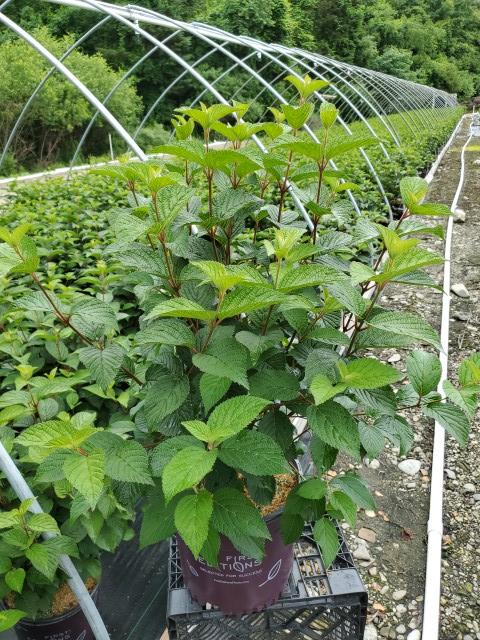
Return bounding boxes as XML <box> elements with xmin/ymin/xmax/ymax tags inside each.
<box><xmin>177</xmin><ymin>511</ymin><xmax>294</xmax><ymax>615</ymax></box>
<box><xmin>13</xmin><ymin>588</ymin><xmax>98</xmax><ymax>640</ymax></box>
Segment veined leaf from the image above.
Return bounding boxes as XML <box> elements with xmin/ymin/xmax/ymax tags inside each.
<box><xmin>79</xmin><ymin>344</ymin><xmax>125</xmax><ymax>391</ymax></box>
<box><xmin>162</xmin><ymin>447</ymin><xmax>217</xmax><ymax>501</ymax></box>
<box><xmin>406</xmin><ymin>351</ymin><xmax>441</xmax><ymax>396</ymax></box>
<box><xmin>218</xmin><ymin>286</ymin><xmax>285</xmax><ymax>319</ymax></box>
<box><xmin>63</xmin><ymin>450</ymin><xmax>105</xmax><ymax>508</ymax></box>
<box><xmin>175</xmin><ymin>490</ymin><xmax>213</xmax><ymax>559</ymax></box>
<box><xmin>199</xmin><ymin>374</ymin><xmax>231</xmax><ymax>413</ymax></box>
<box><xmin>367</xmin><ymin>312</ymin><xmax>440</xmax><ymax>349</ymax></box>
<box><xmin>310</xmin><ymin>375</ymin><xmax>347</xmax><ymax>405</ymax></box>
<box><xmin>330</xmin><ymin>473</ymin><xmax>375</xmax><ymax>510</ymax></box>
<box><xmin>207</xmin><ymin>396</ymin><xmax>269</xmax><ymax>443</ymax></box>
<box><xmin>277</xmin><ymin>264</ymin><xmax>339</xmax><ymax>293</ymax></box>
<box><xmin>400</xmin><ymin>176</ymin><xmax>428</xmax><ymax>208</ymax></box>
<box><xmin>297</xmin><ymin>478</ymin><xmax>327</xmax><ymax>500</ymax></box>
<box><xmin>313</xmin><ymin>518</ymin><xmax>340</xmax><ymax>568</ymax></box>
<box><xmin>329</xmin><ymin>491</ymin><xmax>357</xmax><ymax>528</ymax></box>
<box><xmin>307</xmin><ymin>402</ymin><xmax>360</xmax><ymax>459</ymax></box>
<box><xmin>339</xmin><ymin>358</ymin><xmax>402</xmax><ymax>389</ymax></box>
<box><xmin>136</xmin><ymin>319</ymin><xmax>195</xmax><ymax>348</ymax></box>
<box><xmin>422</xmin><ymin>402</ymin><xmax>470</xmax><ymax>447</ymax></box>
<box><xmin>218</xmin><ymin>430</ymin><xmax>289</xmax><ymax>475</ymax></box>
<box><xmin>147</xmin><ymin>298</ymin><xmax>216</xmax><ymax>321</ymax></box>
<box><xmin>104</xmin><ymin>439</ymin><xmax>153</xmax><ymax>485</ymax></box>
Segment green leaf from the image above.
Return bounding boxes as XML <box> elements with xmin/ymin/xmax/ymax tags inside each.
<box><xmin>200</xmin><ymin>525</ymin><xmax>221</xmax><ymax>566</ymax></box>
<box><xmin>193</xmin><ymin>353</ymin><xmax>249</xmax><ymax>388</ymax></box>
<box><xmin>218</xmin><ymin>286</ymin><xmax>285</xmax><ymax>319</ymax></box>
<box><xmin>28</xmin><ymin>513</ymin><xmax>60</xmax><ymax>534</ymax></box>
<box><xmin>218</xmin><ymin>430</ymin><xmax>289</xmax><ymax>475</ymax></box>
<box><xmin>143</xmin><ymin>374</ymin><xmax>189</xmax><ymax>426</ymax></box>
<box><xmin>443</xmin><ymin>380</ymin><xmax>477</xmax><ymax>420</ymax></box>
<box><xmin>212</xmin><ymin>488</ymin><xmax>270</xmax><ymax>560</ymax></box>
<box><xmin>162</xmin><ymin>447</ymin><xmax>217</xmax><ymax>501</ymax></box>
<box><xmin>280</xmin><ymin>512</ymin><xmax>305</xmax><ymax>544</ymax></box>
<box><xmin>325</xmin><ymin>136</ymin><xmax>377</xmax><ymax>160</ymax></box>
<box><xmin>406</xmin><ymin>351</ymin><xmax>441</xmax><ymax>396</ymax></box>
<box><xmin>313</xmin><ymin>518</ymin><xmax>340</xmax><ymax>568</ymax></box>
<box><xmin>297</xmin><ymin>478</ymin><xmax>327</xmax><ymax>500</ymax></box>
<box><xmin>359</xmin><ymin>422</ymin><xmax>385</xmax><ymax>458</ymax></box>
<box><xmin>0</xmin><ymin>610</ymin><xmax>27</xmax><ymax>632</ymax></box>
<box><xmin>310</xmin><ymin>375</ymin><xmax>347</xmax><ymax>405</ymax></box>
<box><xmin>140</xmin><ymin>487</ymin><xmax>178</xmax><ymax>548</ymax></box>
<box><xmin>207</xmin><ymin>396</ymin><xmax>269</xmax><ymax>443</ymax></box>
<box><xmin>374</xmin><ymin>414</ymin><xmax>413</xmax><ymax>456</ymax></box>
<box><xmin>340</xmin><ymin>358</ymin><xmax>402</xmax><ymax>389</ymax></box>
<box><xmin>136</xmin><ymin>319</ymin><xmax>195</xmax><ymax>348</ymax></box>
<box><xmin>400</xmin><ymin>176</ymin><xmax>428</xmax><ymax>208</ymax></box>
<box><xmin>310</xmin><ymin>436</ymin><xmax>338</xmax><ymax>473</ymax></box>
<box><xmin>5</xmin><ymin>568</ymin><xmax>26</xmax><ymax>594</ymax></box>
<box><xmin>327</xmin><ymin>282</ymin><xmax>368</xmax><ymax>317</ymax></box>
<box><xmin>277</xmin><ymin>264</ymin><xmax>339</xmax><ymax>293</ymax></box>
<box><xmin>422</xmin><ymin>402</ymin><xmax>470</xmax><ymax>447</ymax></box>
<box><xmin>63</xmin><ymin>450</ymin><xmax>105</xmax><ymax>508</ymax></box>
<box><xmin>374</xmin><ymin>247</ymin><xmax>443</xmax><ymax>283</ymax></box>
<box><xmin>307</xmin><ymin>402</ymin><xmax>360</xmax><ymax>459</ymax></box>
<box><xmin>249</xmin><ymin>368</ymin><xmax>300</xmax><ymax>402</ymax></box>
<box><xmin>281</xmin><ymin>102</ymin><xmax>314</xmax><ymax>129</ymax></box>
<box><xmin>25</xmin><ymin>543</ymin><xmax>58</xmax><ymax>580</ymax></box>
<box><xmin>147</xmin><ymin>298</ymin><xmax>216</xmax><ymax>321</ymax></box>
<box><xmin>175</xmin><ymin>490</ymin><xmax>213</xmax><ymax>559</ymax></box>
<box><xmin>353</xmin><ymin>387</ymin><xmax>397</xmax><ymax>415</ymax></box>
<box><xmin>409</xmin><ymin>202</ymin><xmax>451</xmax><ymax>217</ymax></box>
<box><xmin>329</xmin><ymin>492</ymin><xmax>357</xmax><ymax>528</ymax></box>
<box><xmin>235</xmin><ymin>329</ymin><xmax>283</xmax><ymax>364</ymax></box>
<box><xmin>199</xmin><ymin>374</ymin><xmax>231</xmax><ymax>414</ymax></box>
<box><xmin>70</xmin><ymin>296</ymin><xmax>118</xmax><ymax>338</ymax></box>
<box><xmin>367</xmin><ymin>312</ymin><xmax>440</xmax><ymax>349</ymax></box>
<box><xmin>150</xmin><ymin>436</ymin><xmax>203</xmax><ymax>476</ymax></box>
<box><xmin>104</xmin><ymin>439</ymin><xmax>153</xmax><ymax>485</ymax></box>
<box><xmin>79</xmin><ymin>344</ymin><xmax>124</xmax><ymax>391</ymax></box>
<box><xmin>331</xmin><ymin>473</ymin><xmax>375</xmax><ymax>510</ymax></box>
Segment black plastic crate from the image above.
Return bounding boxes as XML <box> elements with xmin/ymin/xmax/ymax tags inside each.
<box><xmin>167</xmin><ymin>523</ymin><xmax>368</xmax><ymax>639</ymax></box>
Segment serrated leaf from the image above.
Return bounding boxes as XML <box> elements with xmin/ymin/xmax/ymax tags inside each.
<box><xmin>28</xmin><ymin>513</ymin><xmax>60</xmax><ymax>534</ymax></box>
<box><xmin>297</xmin><ymin>478</ymin><xmax>327</xmax><ymax>500</ymax></box>
<box><xmin>310</xmin><ymin>375</ymin><xmax>347</xmax><ymax>405</ymax></box>
<box><xmin>143</xmin><ymin>375</ymin><xmax>189</xmax><ymax>426</ymax></box>
<box><xmin>367</xmin><ymin>312</ymin><xmax>440</xmax><ymax>349</ymax></box>
<box><xmin>212</xmin><ymin>488</ymin><xmax>270</xmax><ymax>560</ymax></box>
<box><xmin>218</xmin><ymin>286</ymin><xmax>285</xmax><ymax>319</ymax></box>
<box><xmin>79</xmin><ymin>344</ymin><xmax>124</xmax><ymax>391</ymax></box>
<box><xmin>307</xmin><ymin>402</ymin><xmax>360</xmax><ymax>459</ymax></box>
<box><xmin>0</xmin><ymin>610</ymin><xmax>27</xmax><ymax>631</ymax></box>
<box><xmin>277</xmin><ymin>265</ymin><xmax>339</xmax><ymax>292</ymax></box>
<box><xmin>25</xmin><ymin>543</ymin><xmax>58</xmax><ymax>580</ymax></box>
<box><xmin>353</xmin><ymin>387</ymin><xmax>397</xmax><ymax>415</ymax></box>
<box><xmin>249</xmin><ymin>368</ymin><xmax>299</xmax><ymax>401</ymax></box>
<box><xmin>358</xmin><ymin>422</ymin><xmax>385</xmax><ymax>458</ymax></box>
<box><xmin>443</xmin><ymin>380</ymin><xmax>477</xmax><ymax>420</ymax></box>
<box><xmin>329</xmin><ymin>492</ymin><xmax>357</xmax><ymax>528</ymax></box>
<box><xmin>374</xmin><ymin>414</ymin><xmax>413</xmax><ymax>456</ymax></box>
<box><xmin>140</xmin><ymin>487</ymin><xmax>178</xmax><ymax>548</ymax></box>
<box><xmin>218</xmin><ymin>430</ymin><xmax>289</xmax><ymax>475</ymax></box>
<box><xmin>70</xmin><ymin>296</ymin><xmax>118</xmax><ymax>338</ymax></box>
<box><xmin>340</xmin><ymin>358</ymin><xmax>402</xmax><ymax>389</ymax></box>
<box><xmin>199</xmin><ymin>374</ymin><xmax>231</xmax><ymax>414</ymax></box>
<box><xmin>313</xmin><ymin>518</ymin><xmax>340</xmax><ymax>568</ymax></box>
<box><xmin>147</xmin><ymin>298</ymin><xmax>216</xmax><ymax>321</ymax></box>
<box><xmin>175</xmin><ymin>490</ymin><xmax>213</xmax><ymax>559</ymax></box>
<box><xmin>327</xmin><ymin>282</ymin><xmax>368</xmax><ymax>317</ymax></box>
<box><xmin>63</xmin><ymin>450</ymin><xmax>105</xmax><ymax>508</ymax></box>
<box><xmin>400</xmin><ymin>176</ymin><xmax>428</xmax><ymax>208</ymax></box>
<box><xmin>193</xmin><ymin>353</ymin><xmax>248</xmax><ymax>388</ymax></box>
<box><xmin>200</xmin><ymin>525</ymin><xmax>221</xmax><ymax>566</ymax></box>
<box><xmin>423</xmin><ymin>402</ymin><xmax>470</xmax><ymax>447</ymax></box>
<box><xmin>104</xmin><ymin>439</ymin><xmax>153</xmax><ymax>485</ymax></box>
<box><xmin>162</xmin><ymin>447</ymin><xmax>217</xmax><ymax>501</ymax></box>
<box><xmin>150</xmin><ymin>436</ymin><xmax>203</xmax><ymax>476</ymax></box>
<box><xmin>374</xmin><ymin>247</ymin><xmax>443</xmax><ymax>284</ymax></box>
<box><xmin>330</xmin><ymin>473</ymin><xmax>375</xmax><ymax>510</ymax></box>
<box><xmin>136</xmin><ymin>319</ymin><xmax>195</xmax><ymax>348</ymax></box>
<box><xmin>207</xmin><ymin>396</ymin><xmax>269</xmax><ymax>443</ymax></box>
<box><xmin>406</xmin><ymin>351</ymin><xmax>441</xmax><ymax>396</ymax></box>
<box><xmin>5</xmin><ymin>568</ymin><xmax>25</xmax><ymax>594</ymax></box>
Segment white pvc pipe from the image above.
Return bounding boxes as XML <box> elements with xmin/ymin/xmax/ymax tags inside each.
<box><xmin>0</xmin><ymin>441</ymin><xmax>111</xmax><ymax>640</ymax></box>
<box><xmin>422</xmin><ymin>117</ymin><xmax>472</xmax><ymax>640</ymax></box>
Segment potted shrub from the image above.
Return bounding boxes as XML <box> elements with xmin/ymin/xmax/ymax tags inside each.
<box><xmin>1</xmin><ymin>75</ymin><xmax>477</xmax><ymax>616</ymax></box>
<box><xmin>0</xmin><ymin>414</ymin><xmax>144</xmax><ymax>637</ymax></box>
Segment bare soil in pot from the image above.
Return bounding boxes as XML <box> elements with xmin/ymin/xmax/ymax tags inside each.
<box><xmin>178</xmin><ymin>473</ymin><xmax>298</xmax><ymax>615</ymax></box>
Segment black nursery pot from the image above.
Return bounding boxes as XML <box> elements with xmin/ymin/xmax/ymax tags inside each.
<box><xmin>14</xmin><ymin>588</ymin><xmax>98</xmax><ymax>640</ymax></box>
<box><xmin>177</xmin><ymin>511</ymin><xmax>294</xmax><ymax>615</ymax></box>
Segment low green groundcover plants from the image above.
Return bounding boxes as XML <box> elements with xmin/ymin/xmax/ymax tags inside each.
<box><xmin>0</xmin><ymin>77</ymin><xmax>477</xmax><ymax>624</ymax></box>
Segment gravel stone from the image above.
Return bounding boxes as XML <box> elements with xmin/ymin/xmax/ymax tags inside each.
<box><xmin>364</xmin><ymin>624</ymin><xmax>378</xmax><ymax>640</ymax></box>
<box><xmin>453</xmin><ymin>208</ymin><xmax>466</xmax><ymax>223</ymax></box>
<box><xmin>358</xmin><ymin>527</ymin><xmax>377</xmax><ymax>543</ymax></box>
<box><xmin>353</xmin><ymin>544</ymin><xmax>372</xmax><ymax>562</ymax></box>
<box><xmin>406</xmin><ymin>632</ymin><xmax>420</xmax><ymax>640</ymax></box>
<box><xmin>398</xmin><ymin>459</ymin><xmax>421</xmax><ymax>476</ymax></box>
<box><xmin>451</xmin><ymin>283</ymin><xmax>470</xmax><ymax>298</ymax></box>
<box><xmin>463</xmin><ymin>483</ymin><xmax>476</xmax><ymax>493</ymax></box>
<box><xmin>393</xmin><ymin>589</ymin><xmax>407</xmax><ymax>601</ymax></box>
<box><xmin>453</xmin><ymin>310</ymin><xmax>470</xmax><ymax>322</ymax></box>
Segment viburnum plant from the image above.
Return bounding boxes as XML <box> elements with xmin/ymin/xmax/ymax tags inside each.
<box><xmin>1</xmin><ymin>76</ymin><xmax>477</xmax><ymax>574</ymax></box>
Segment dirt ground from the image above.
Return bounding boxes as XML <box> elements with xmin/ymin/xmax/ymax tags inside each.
<box><xmin>341</xmin><ymin>116</ymin><xmax>480</xmax><ymax>640</ymax></box>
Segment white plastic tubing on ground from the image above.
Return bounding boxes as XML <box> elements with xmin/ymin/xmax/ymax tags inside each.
<box><xmin>0</xmin><ymin>441</ymin><xmax>112</xmax><ymax>640</ymax></box>
<box><xmin>422</xmin><ymin>116</ymin><xmax>472</xmax><ymax>640</ymax></box>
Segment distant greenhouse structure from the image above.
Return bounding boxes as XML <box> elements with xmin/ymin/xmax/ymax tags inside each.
<box><xmin>0</xmin><ymin>0</ymin><xmax>457</xmax><ymax>221</ymax></box>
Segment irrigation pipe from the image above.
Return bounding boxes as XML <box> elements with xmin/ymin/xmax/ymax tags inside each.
<box><xmin>422</xmin><ymin>117</ymin><xmax>473</xmax><ymax>640</ymax></box>
<box><xmin>0</xmin><ymin>441</ymin><xmax>111</xmax><ymax>640</ymax></box>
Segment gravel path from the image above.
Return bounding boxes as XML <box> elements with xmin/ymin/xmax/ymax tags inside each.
<box><xmin>337</xmin><ymin>116</ymin><xmax>480</xmax><ymax>640</ymax></box>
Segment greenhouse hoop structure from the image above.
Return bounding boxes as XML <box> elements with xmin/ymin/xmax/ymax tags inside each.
<box><xmin>0</xmin><ymin>3</ymin><xmax>463</xmax><ymax>640</ymax></box>
<box><xmin>0</xmin><ymin>0</ymin><xmax>457</xmax><ymax>228</ymax></box>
